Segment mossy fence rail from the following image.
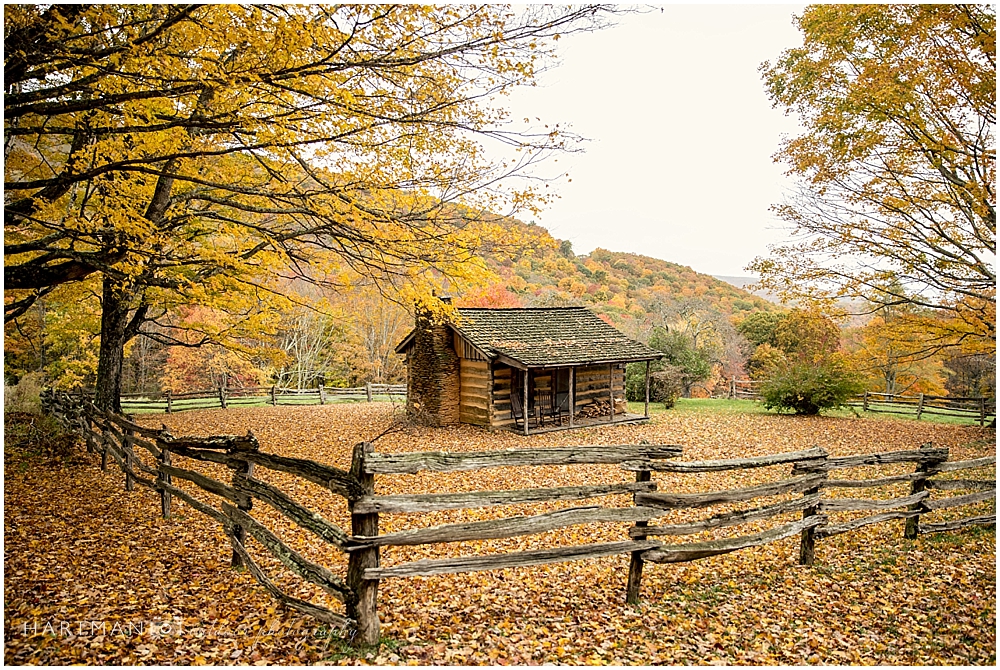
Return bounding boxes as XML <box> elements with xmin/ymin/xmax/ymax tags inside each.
<box><xmin>42</xmin><ymin>390</ymin><xmax>996</xmax><ymax>646</ymax></box>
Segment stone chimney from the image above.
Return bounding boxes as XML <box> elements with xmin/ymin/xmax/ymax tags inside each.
<box><xmin>405</xmin><ymin>302</ymin><xmax>460</xmax><ymax>426</ymax></box>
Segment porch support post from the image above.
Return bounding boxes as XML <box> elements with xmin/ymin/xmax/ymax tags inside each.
<box><xmin>569</xmin><ymin>367</ymin><xmax>575</xmax><ymax>428</ymax></box>
<box><xmin>644</xmin><ymin>360</ymin><xmax>651</xmax><ymax>418</ymax></box>
<box><xmin>523</xmin><ymin>369</ymin><xmax>530</xmax><ymax>437</ymax></box>
<box><xmin>609</xmin><ymin>363</ymin><xmax>614</xmax><ymax>424</ymax></box>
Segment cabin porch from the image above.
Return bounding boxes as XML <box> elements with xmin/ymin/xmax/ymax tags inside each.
<box><xmin>500</xmin><ymin>411</ymin><xmax>651</xmax><ymax>435</ymax></box>
<box><xmin>500</xmin><ymin>361</ymin><xmax>652</xmax><ymax>436</ymax></box>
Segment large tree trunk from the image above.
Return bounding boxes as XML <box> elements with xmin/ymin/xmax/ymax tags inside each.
<box><xmin>94</xmin><ymin>276</ymin><xmax>137</xmax><ymax>413</ymax></box>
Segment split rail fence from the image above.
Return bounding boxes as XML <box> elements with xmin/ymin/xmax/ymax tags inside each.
<box><xmin>109</xmin><ymin>383</ymin><xmax>406</xmax><ymax>414</ymax></box>
<box><xmin>42</xmin><ymin>390</ymin><xmax>995</xmax><ymax>647</ymax></box>
<box><xmin>725</xmin><ymin>378</ymin><xmax>763</xmax><ymax>400</ymax></box>
<box><xmin>851</xmin><ymin>391</ymin><xmax>995</xmax><ymax>426</ymax></box>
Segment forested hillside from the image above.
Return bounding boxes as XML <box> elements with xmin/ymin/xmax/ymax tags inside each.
<box><xmin>8</xmin><ymin>212</ymin><xmax>991</xmax><ymax>402</ymax></box>
<box><xmin>5</xmin><ymin>214</ymin><xmax>777</xmax><ymax>397</ymax></box>
<box><xmin>474</xmin><ymin>221</ymin><xmax>775</xmax><ymax>327</ymax></box>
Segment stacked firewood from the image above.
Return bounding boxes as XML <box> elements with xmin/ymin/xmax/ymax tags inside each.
<box><xmin>576</xmin><ymin>398</ymin><xmax>627</xmax><ymax>418</ymax></box>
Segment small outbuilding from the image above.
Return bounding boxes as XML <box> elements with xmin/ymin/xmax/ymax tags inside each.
<box><xmin>395</xmin><ymin>306</ymin><xmax>662</xmax><ymax>434</ymax></box>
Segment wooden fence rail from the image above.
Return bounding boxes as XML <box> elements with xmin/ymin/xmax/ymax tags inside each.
<box><xmin>40</xmin><ymin>390</ymin><xmax>995</xmax><ymax>648</ymax></box>
<box><xmin>724</xmin><ymin>378</ymin><xmax>763</xmax><ymax>400</ymax></box>
<box><xmin>71</xmin><ymin>383</ymin><xmax>407</xmax><ymax>414</ymax></box>
<box><xmin>722</xmin><ymin>383</ymin><xmax>994</xmax><ymax>427</ymax></box>
<box><xmin>343</xmin><ymin>441</ymin><xmax>994</xmax><ymax>645</ymax></box>
<box><xmin>849</xmin><ymin>391</ymin><xmax>994</xmax><ymax>426</ymax></box>
<box><xmin>42</xmin><ymin>389</ymin><xmax>360</xmax><ymax>629</ymax></box>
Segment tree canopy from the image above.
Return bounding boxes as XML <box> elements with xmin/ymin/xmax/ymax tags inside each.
<box><xmin>4</xmin><ymin>4</ymin><xmax>612</xmax><ymax>408</ymax></box>
<box><xmin>751</xmin><ymin>4</ymin><xmax>995</xmax><ymax>354</ymax></box>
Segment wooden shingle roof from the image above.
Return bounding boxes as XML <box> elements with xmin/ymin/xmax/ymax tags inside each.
<box><xmin>397</xmin><ymin>307</ymin><xmax>661</xmax><ymax>368</ymax></box>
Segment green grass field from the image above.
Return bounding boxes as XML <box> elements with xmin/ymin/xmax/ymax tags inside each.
<box><xmin>628</xmin><ymin>397</ymin><xmax>994</xmax><ymax>427</ymax></box>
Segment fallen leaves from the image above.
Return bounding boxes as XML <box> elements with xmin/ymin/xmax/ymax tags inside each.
<box><xmin>4</xmin><ymin>403</ymin><xmax>995</xmax><ymax>665</ymax></box>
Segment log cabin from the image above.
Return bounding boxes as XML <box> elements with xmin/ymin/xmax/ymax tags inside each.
<box><xmin>395</xmin><ymin>306</ymin><xmax>662</xmax><ymax>434</ymax></box>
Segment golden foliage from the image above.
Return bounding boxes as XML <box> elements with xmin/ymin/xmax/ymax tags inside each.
<box><xmin>751</xmin><ymin>5</ymin><xmax>995</xmax><ymax>353</ymax></box>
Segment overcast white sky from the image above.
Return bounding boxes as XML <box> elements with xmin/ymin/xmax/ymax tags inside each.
<box><xmin>503</xmin><ymin>4</ymin><xmax>809</xmax><ymax>278</ymax></box>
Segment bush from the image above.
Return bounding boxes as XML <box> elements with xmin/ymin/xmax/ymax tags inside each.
<box><xmin>626</xmin><ymin>362</ymin><xmax>658</xmax><ymax>402</ymax></box>
<box><xmin>4</xmin><ymin>372</ymin><xmax>45</xmax><ymax>414</ymax></box>
<box><xmin>760</xmin><ymin>360</ymin><xmax>864</xmax><ymax>415</ymax></box>
<box><xmin>650</xmin><ymin>367</ymin><xmax>684</xmax><ymax>408</ymax></box>
<box><xmin>625</xmin><ymin>362</ymin><xmax>684</xmax><ymax>408</ymax></box>
<box><xmin>4</xmin><ymin>411</ymin><xmax>79</xmax><ymax>461</ymax></box>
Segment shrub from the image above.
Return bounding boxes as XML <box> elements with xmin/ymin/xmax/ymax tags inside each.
<box><xmin>626</xmin><ymin>363</ymin><xmax>684</xmax><ymax>408</ymax></box>
<box><xmin>4</xmin><ymin>372</ymin><xmax>45</xmax><ymax>414</ymax></box>
<box><xmin>760</xmin><ymin>359</ymin><xmax>864</xmax><ymax>415</ymax></box>
<box><xmin>626</xmin><ymin>362</ymin><xmax>659</xmax><ymax>401</ymax></box>
<box><xmin>650</xmin><ymin>367</ymin><xmax>685</xmax><ymax>408</ymax></box>
<box><xmin>4</xmin><ymin>411</ymin><xmax>79</xmax><ymax>461</ymax></box>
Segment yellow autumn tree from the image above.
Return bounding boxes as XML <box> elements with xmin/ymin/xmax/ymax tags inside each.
<box><xmin>845</xmin><ymin>316</ymin><xmax>947</xmax><ymax>396</ymax></box>
<box><xmin>750</xmin><ymin>5</ymin><xmax>995</xmax><ymax>358</ymax></box>
<box><xmin>4</xmin><ymin>5</ymin><xmax>613</xmax><ymax>410</ymax></box>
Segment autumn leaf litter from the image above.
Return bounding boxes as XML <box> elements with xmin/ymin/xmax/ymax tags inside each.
<box><xmin>4</xmin><ymin>403</ymin><xmax>995</xmax><ymax>665</ymax></box>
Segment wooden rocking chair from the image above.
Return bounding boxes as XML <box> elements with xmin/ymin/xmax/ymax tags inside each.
<box><xmin>536</xmin><ymin>391</ymin><xmax>562</xmax><ymax>426</ymax></box>
<box><xmin>510</xmin><ymin>389</ymin><xmax>529</xmax><ymax>431</ymax></box>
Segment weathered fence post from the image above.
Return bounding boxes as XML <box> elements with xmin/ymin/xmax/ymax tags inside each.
<box><xmin>915</xmin><ymin>393</ymin><xmax>925</xmax><ymax>420</ymax></box>
<box><xmin>366</xmin><ymin>382</ymin><xmax>373</xmax><ymax>402</ymax></box>
<box><xmin>862</xmin><ymin>390</ymin><xmax>869</xmax><ymax>412</ymax></box>
<box><xmin>319</xmin><ymin>385</ymin><xmax>326</xmax><ymax>405</ymax></box>
<box><xmin>158</xmin><ymin>444</ymin><xmax>173</xmax><ymax>519</ymax></box>
<box><xmin>979</xmin><ymin>397</ymin><xmax>986</xmax><ymax>427</ymax></box>
<box><xmin>644</xmin><ymin>360</ymin><xmax>651</xmax><ymax>418</ymax></box>
<box><xmin>124</xmin><ymin>427</ymin><xmax>136</xmax><ymax>492</ymax></box>
<box><xmin>100</xmin><ymin>419</ymin><xmax>110</xmax><ymax>471</ymax></box>
<box><xmin>270</xmin><ymin>385</ymin><xmax>277</xmax><ymax>406</ymax></box>
<box><xmin>347</xmin><ymin>441</ymin><xmax>380</xmax><ymax>646</ymax></box>
<box><xmin>219</xmin><ymin>386</ymin><xmax>227</xmax><ymax>410</ymax></box>
<box><xmin>626</xmin><ymin>469</ymin><xmax>652</xmax><ymax>605</ymax></box>
<box><xmin>165</xmin><ymin>390</ymin><xmax>173</xmax><ymax>414</ymax></box>
<box><xmin>83</xmin><ymin>413</ymin><xmax>96</xmax><ymax>453</ymax></box>
<box><xmin>904</xmin><ymin>443</ymin><xmax>947</xmax><ymax>539</ymax></box>
<box><xmin>229</xmin><ymin>444</ymin><xmax>256</xmax><ymax>569</ymax></box>
<box><xmin>798</xmin><ymin>448</ymin><xmax>828</xmax><ymax>565</ymax></box>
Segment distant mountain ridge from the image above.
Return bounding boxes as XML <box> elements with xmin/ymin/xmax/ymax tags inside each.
<box><xmin>712</xmin><ymin>275</ymin><xmax>782</xmax><ymax>304</ymax></box>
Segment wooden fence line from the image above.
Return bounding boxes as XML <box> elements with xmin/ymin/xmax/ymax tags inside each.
<box><xmin>67</xmin><ymin>383</ymin><xmax>407</xmax><ymax>415</ymax></box>
<box><xmin>40</xmin><ymin>390</ymin><xmax>995</xmax><ymax>648</ymax></box>
<box><xmin>851</xmin><ymin>391</ymin><xmax>995</xmax><ymax>426</ymax></box>
<box><xmin>723</xmin><ymin>378</ymin><xmax>763</xmax><ymax>400</ymax></box>
<box><xmin>42</xmin><ymin>390</ymin><xmax>360</xmax><ymax>629</ymax></box>
<box><xmin>723</xmin><ymin>381</ymin><xmax>994</xmax><ymax>427</ymax></box>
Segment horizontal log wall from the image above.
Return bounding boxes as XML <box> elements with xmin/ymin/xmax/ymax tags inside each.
<box><xmin>573</xmin><ymin>364</ymin><xmax>625</xmax><ymax>410</ymax></box>
<box><xmin>491</xmin><ymin>365</ymin><xmax>514</xmax><ymax>428</ymax></box>
<box><xmin>459</xmin><ymin>359</ymin><xmax>491</xmax><ymax>426</ymax></box>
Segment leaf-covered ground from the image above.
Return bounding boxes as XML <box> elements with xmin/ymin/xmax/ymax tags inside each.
<box><xmin>4</xmin><ymin>403</ymin><xmax>995</xmax><ymax>665</ymax></box>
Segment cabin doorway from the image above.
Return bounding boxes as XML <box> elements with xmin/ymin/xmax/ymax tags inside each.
<box><xmin>553</xmin><ymin>368</ymin><xmax>571</xmax><ymax>414</ymax></box>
